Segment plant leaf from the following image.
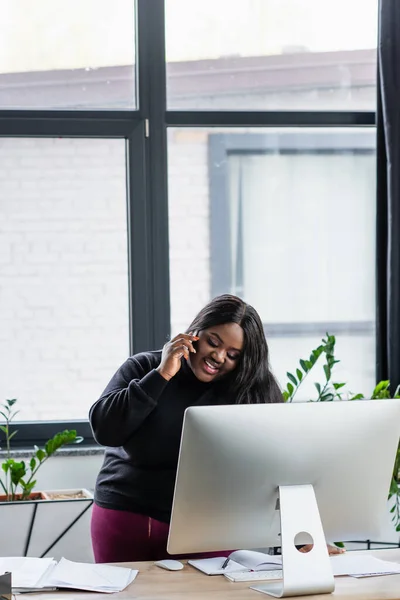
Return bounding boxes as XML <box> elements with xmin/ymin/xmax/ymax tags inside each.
<box><xmin>10</xmin><ymin>461</ymin><xmax>26</xmax><ymax>486</ymax></box>
<box><xmin>389</xmin><ymin>478</ymin><xmax>399</xmax><ymax>497</ymax></box>
<box><xmin>300</xmin><ymin>359</ymin><xmax>308</xmax><ymax>372</ymax></box>
<box><xmin>323</xmin><ymin>364</ymin><xmax>331</xmax><ymax>380</ymax></box>
<box><xmin>287</xmin><ymin>372</ymin><xmax>297</xmax><ymax>386</ymax></box>
<box><xmin>35</xmin><ymin>449</ymin><xmax>46</xmax><ymax>462</ymax></box>
<box><xmin>2</xmin><ymin>459</ymin><xmax>15</xmax><ymax>473</ymax></box>
<box><xmin>45</xmin><ymin>430</ymin><xmax>77</xmax><ymax>456</ymax></box>
<box><xmin>349</xmin><ymin>393</ymin><xmax>364</xmax><ymax>400</ymax></box>
<box><xmin>333</xmin><ymin>383</ymin><xmax>346</xmax><ymax>390</ymax></box>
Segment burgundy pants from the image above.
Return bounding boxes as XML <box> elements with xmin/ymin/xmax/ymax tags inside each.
<box><xmin>91</xmin><ymin>503</ymin><xmax>232</xmax><ymax>563</ymax></box>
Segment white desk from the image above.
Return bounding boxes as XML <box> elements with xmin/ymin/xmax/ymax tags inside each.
<box><xmin>25</xmin><ymin>549</ymin><xmax>400</xmax><ymax>600</ymax></box>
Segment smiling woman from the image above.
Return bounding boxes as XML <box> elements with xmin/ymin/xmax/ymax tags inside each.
<box><xmin>187</xmin><ymin>323</ymin><xmax>243</xmax><ymax>380</ymax></box>
<box><xmin>155</xmin><ymin>325</ymin><xmax>243</xmax><ymax>383</ymax></box>
<box><xmin>88</xmin><ymin>294</ymin><xmax>282</xmax><ymax>563</ymax></box>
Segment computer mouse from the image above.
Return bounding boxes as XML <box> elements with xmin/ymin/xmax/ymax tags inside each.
<box><xmin>154</xmin><ymin>559</ymin><xmax>184</xmax><ymax>571</ymax></box>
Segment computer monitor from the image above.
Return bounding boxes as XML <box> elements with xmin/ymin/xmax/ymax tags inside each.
<box><xmin>167</xmin><ymin>399</ymin><xmax>400</xmax><ymax>598</ymax></box>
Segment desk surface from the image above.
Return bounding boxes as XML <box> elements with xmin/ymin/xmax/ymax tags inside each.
<box><xmin>27</xmin><ymin>549</ymin><xmax>400</xmax><ymax>600</ymax></box>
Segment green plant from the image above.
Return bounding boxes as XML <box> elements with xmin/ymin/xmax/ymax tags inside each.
<box><xmin>282</xmin><ymin>334</ymin><xmax>344</xmax><ymax>403</ymax></box>
<box><xmin>370</xmin><ymin>383</ymin><xmax>400</xmax><ymax>531</ymax></box>
<box><xmin>0</xmin><ymin>398</ymin><xmax>77</xmax><ymax>502</ymax></box>
<box><xmin>282</xmin><ymin>333</ymin><xmax>400</xmax><ymax>531</ymax></box>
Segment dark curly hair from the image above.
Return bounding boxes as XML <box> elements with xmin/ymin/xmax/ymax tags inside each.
<box><xmin>187</xmin><ymin>294</ymin><xmax>282</xmax><ymax>404</ymax></box>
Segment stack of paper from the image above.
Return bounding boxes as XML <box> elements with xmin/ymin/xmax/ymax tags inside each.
<box><xmin>0</xmin><ymin>557</ymin><xmax>138</xmax><ymax>593</ymax></box>
<box><xmin>46</xmin><ymin>558</ymin><xmax>138</xmax><ymax>592</ymax></box>
<box><xmin>0</xmin><ymin>557</ymin><xmax>56</xmax><ymax>592</ymax></box>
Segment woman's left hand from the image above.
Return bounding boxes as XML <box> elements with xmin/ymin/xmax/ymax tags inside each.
<box><xmin>299</xmin><ymin>543</ymin><xmax>345</xmax><ymax>555</ymax></box>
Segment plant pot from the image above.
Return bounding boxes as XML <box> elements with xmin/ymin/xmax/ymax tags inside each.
<box><xmin>0</xmin><ymin>492</ymin><xmax>47</xmax><ymax>502</ymax></box>
<box><xmin>0</xmin><ymin>488</ymin><xmax>93</xmax><ymax>558</ymax></box>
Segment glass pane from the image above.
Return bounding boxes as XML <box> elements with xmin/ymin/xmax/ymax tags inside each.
<box><xmin>168</xmin><ymin>127</ymin><xmax>376</xmax><ymax>397</ymax></box>
<box><xmin>166</xmin><ymin>0</ymin><xmax>378</xmax><ymax>110</ymax></box>
<box><xmin>0</xmin><ymin>0</ymin><xmax>136</xmax><ymax>109</ymax></box>
<box><xmin>0</xmin><ymin>138</ymin><xmax>129</xmax><ymax>420</ymax></box>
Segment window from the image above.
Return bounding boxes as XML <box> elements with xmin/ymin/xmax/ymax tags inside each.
<box><xmin>0</xmin><ymin>0</ymin><xmax>136</xmax><ymax>109</ymax></box>
<box><xmin>166</xmin><ymin>0</ymin><xmax>377</xmax><ymax>110</ymax></box>
<box><xmin>0</xmin><ymin>138</ymin><xmax>129</xmax><ymax>421</ymax></box>
<box><xmin>168</xmin><ymin>127</ymin><xmax>376</xmax><ymax>396</ymax></box>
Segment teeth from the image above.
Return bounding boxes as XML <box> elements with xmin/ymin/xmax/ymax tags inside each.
<box><xmin>205</xmin><ymin>359</ymin><xmax>218</xmax><ymax>370</ymax></box>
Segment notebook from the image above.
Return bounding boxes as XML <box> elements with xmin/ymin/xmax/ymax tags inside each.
<box><xmin>188</xmin><ymin>550</ymin><xmax>282</xmax><ymax>575</ymax></box>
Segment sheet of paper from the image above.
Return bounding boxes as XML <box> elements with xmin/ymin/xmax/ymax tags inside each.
<box><xmin>188</xmin><ymin>557</ymin><xmax>249</xmax><ymax>575</ymax></box>
<box><xmin>46</xmin><ymin>557</ymin><xmax>138</xmax><ymax>592</ymax></box>
<box><xmin>0</xmin><ymin>557</ymin><xmax>55</xmax><ymax>589</ymax></box>
<box><xmin>330</xmin><ymin>554</ymin><xmax>400</xmax><ymax>577</ymax></box>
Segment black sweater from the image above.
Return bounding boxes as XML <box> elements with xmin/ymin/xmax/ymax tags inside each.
<box><xmin>89</xmin><ymin>351</ymin><xmax>230</xmax><ymax>523</ymax></box>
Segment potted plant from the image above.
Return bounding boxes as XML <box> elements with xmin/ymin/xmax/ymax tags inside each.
<box><xmin>282</xmin><ymin>334</ymin><xmax>400</xmax><ymax>534</ymax></box>
<box><xmin>0</xmin><ymin>398</ymin><xmax>93</xmax><ymax>557</ymax></box>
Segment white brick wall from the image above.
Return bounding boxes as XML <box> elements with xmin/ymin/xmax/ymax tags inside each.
<box><xmin>0</xmin><ymin>138</ymin><xmax>130</xmax><ymax>421</ymax></box>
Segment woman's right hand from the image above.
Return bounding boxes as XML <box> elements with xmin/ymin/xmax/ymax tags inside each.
<box><xmin>156</xmin><ymin>333</ymin><xmax>199</xmax><ymax>381</ymax></box>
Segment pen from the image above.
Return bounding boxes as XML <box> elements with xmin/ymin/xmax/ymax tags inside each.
<box><xmin>221</xmin><ymin>557</ymin><xmax>230</xmax><ymax>569</ymax></box>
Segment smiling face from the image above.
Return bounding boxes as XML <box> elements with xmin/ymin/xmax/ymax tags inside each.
<box><xmin>187</xmin><ymin>322</ymin><xmax>244</xmax><ymax>383</ymax></box>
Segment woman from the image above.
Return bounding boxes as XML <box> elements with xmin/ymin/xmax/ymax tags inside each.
<box><xmin>89</xmin><ymin>294</ymin><xmax>282</xmax><ymax>563</ymax></box>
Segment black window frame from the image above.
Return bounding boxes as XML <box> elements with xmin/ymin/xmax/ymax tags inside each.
<box><xmin>0</xmin><ymin>0</ymin><xmax>376</xmax><ymax>447</ymax></box>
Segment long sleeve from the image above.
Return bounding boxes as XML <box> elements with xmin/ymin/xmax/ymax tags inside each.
<box><xmin>89</xmin><ymin>351</ymin><xmax>168</xmax><ymax>447</ymax></box>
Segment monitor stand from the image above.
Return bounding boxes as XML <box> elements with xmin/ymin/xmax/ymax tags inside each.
<box><xmin>251</xmin><ymin>484</ymin><xmax>335</xmax><ymax>598</ymax></box>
